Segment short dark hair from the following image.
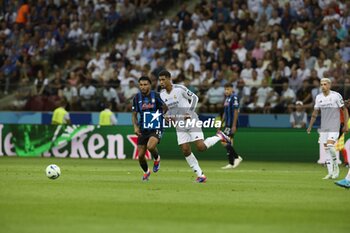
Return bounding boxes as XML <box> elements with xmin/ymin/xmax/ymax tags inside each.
<box><xmin>224</xmin><ymin>83</ymin><xmax>233</xmax><ymax>88</ymax></box>
<box><xmin>158</xmin><ymin>70</ymin><xmax>171</xmax><ymax>78</ymax></box>
<box><xmin>138</xmin><ymin>76</ymin><xmax>151</xmax><ymax>84</ymax></box>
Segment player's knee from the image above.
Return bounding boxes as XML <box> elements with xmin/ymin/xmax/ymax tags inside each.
<box><xmin>182</xmin><ymin>148</ymin><xmax>191</xmax><ymax>156</ymax></box>
<box><xmin>147</xmin><ymin>144</ymin><xmax>156</xmax><ymax>151</ymax></box>
<box><xmin>196</xmin><ymin>143</ymin><xmax>207</xmax><ymax>152</ymax></box>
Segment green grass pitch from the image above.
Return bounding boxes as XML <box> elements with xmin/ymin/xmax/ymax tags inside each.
<box><xmin>0</xmin><ymin>157</ymin><xmax>349</xmax><ymax>233</ymax></box>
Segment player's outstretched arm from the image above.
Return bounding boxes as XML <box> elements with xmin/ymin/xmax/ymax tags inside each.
<box><xmin>189</xmin><ymin>93</ymin><xmax>199</xmax><ymax>112</ymax></box>
<box><xmin>307</xmin><ymin>109</ymin><xmax>319</xmax><ymax>134</ymax></box>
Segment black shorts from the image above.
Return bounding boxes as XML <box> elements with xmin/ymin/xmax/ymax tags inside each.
<box><xmin>138</xmin><ymin>130</ymin><xmax>163</xmax><ymax>145</ymax></box>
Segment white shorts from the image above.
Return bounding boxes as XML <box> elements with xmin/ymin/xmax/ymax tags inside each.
<box><xmin>176</xmin><ymin>129</ymin><xmax>204</xmax><ymax>145</ymax></box>
<box><xmin>319</xmin><ymin>132</ymin><xmax>339</xmax><ymax>144</ymax></box>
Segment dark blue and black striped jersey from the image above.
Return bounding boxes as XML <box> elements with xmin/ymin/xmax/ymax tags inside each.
<box><xmin>223</xmin><ymin>94</ymin><xmax>239</xmax><ymax>128</ymax></box>
<box><xmin>132</xmin><ymin>91</ymin><xmax>164</xmax><ymax>130</ymax></box>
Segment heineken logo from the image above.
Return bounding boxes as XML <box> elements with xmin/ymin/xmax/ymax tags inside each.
<box><xmin>0</xmin><ymin>124</ymin><xmax>141</xmax><ymax>159</ymax></box>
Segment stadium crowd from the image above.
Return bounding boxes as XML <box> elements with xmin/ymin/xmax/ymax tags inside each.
<box><xmin>0</xmin><ymin>0</ymin><xmax>164</xmax><ymax>107</ymax></box>
<box><xmin>1</xmin><ymin>0</ymin><xmax>350</xmax><ymax>113</ymax></box>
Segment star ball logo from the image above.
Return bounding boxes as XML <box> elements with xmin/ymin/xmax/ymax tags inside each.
<box><xmin>143</xmin><ymin>110</ymin><xmax>163</xmax><ymax>129</ymax></box>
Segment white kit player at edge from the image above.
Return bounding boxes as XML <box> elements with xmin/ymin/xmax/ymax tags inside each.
<box><xmin>307</xmin><ymin>78</ymin><xmax>349</xmax><ymax>180</ymax></box>
<box><xmin>158</xmin><ymin>70</ymin><xmax>231</xmax><ymax>183</ymax></box>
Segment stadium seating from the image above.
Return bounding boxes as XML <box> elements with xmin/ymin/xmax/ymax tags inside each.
<box><xmin>0</xmin><ymin>0</ymin><xmax>349</xmax><ymax>113</ymax></box>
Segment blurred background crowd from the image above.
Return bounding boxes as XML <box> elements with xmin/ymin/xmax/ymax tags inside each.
<box><xmin>0</xmin><ymin>0</ymin><xmax>349</xmax><ymax>114</ymax></box>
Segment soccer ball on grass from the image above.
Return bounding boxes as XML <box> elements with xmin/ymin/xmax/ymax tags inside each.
<box><xmin>46</xmin><ymin>164</ymin><xmax>61</xmax><ymax>179</ymax></box>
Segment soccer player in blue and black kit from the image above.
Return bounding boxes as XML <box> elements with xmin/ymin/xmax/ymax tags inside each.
<box><xmin>220</xmin><ymin>83</ymin><xmax>243</xmax><ymax>169</ymax></box>
<box><xmin>132</xmin><ymin>76</ymin><xmax>166</xmax><ymax>181</ymax></box>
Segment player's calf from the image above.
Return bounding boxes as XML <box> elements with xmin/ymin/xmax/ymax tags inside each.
<box><xmin>194</xmin><ymin>140</ymin><xmax>207</xmax><ymax>152</ymax></box>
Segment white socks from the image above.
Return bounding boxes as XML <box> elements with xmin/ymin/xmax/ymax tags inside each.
<box><xmin>324</xmin><ymin>147</ymin><xmax>333</xmax><ymax>175</ymax></box>
<box><xmin>204</xmin><ymin>136</ymin><xmax>221</xmax><ymax>149</ymax></box>
<box><xmin>185</xmin><ymin>153</ymin><xmax>203</xmax><ymax>177</ymax></box>
<box><xmin>327</xmin><ymin>144</ymin><xmax>339</xmax><ymax>177</ymax></box>
<box><xmin>325</xmin><ymin>160</ymin><xmax>333</xmax><ymax>175</ymax></box>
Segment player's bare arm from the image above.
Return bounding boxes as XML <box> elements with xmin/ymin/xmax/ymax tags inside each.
<box><xmin>307</xmin><ymin>109</ymin><xmax>319</xmax><ymax>134</ymax></box>
<box><xmin>132</xmin><ymin>111</ymin><xmax>140</xmax><ymax>136</ymax></box>
<box><xmin>232</xmin><ymin>109</ymin><xmax>239</xmax><ymax>134</ymax></box>
<box><xmin>220</xmin><ymin>113</ymin><xmax>225</xmax><ymax>131</ymax></box>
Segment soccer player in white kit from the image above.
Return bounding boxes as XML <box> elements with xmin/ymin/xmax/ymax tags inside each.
<box><xmin>307</xmin><ymin>78</ymin><xmax>348</xmax><ymax>180</ymax></box>
<box><xmin>158</xmin><ymin>70</ymin><xmax>231</xmax><ymax>183</ymax></box>
<box><xmin>335</xmin><ymin>99</ymin><xmax>350</xmax><ymax>188</ymax></box>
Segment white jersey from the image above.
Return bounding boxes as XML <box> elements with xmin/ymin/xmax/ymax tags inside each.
<box><xmin>160</xmin><ymin>84</ymin><xmax>196</xmax><ymax>110</ymax></box>
<box><xmin>314</xmin><ymin>91</ymin><xmax>344</xmax><ymax>132</ymax></box>
<box><xmin>160</xmin><ymin>84</ymin><xmax>204</xmax><ymax>144</ymax></box>
<box><xmin>160</xmin><ymin>84</ymin><xmax>199</xmax><ymax>129</ymax></box>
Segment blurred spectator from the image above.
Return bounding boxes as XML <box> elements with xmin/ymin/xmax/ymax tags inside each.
<box><xmin>275</xmin><ymin>81</ymin><xmax>296</xmax><ymax>113</ymax></box>
<box><xmin>33</xmin><ymin>70</ymin><xmax>48</xmax><ymax>96</ymax></box>
<box><xmin>118</xmin><ymin>0</ymin><xmax>136</xmax><ymax>22</ymax></box>
<box><xmin>123</xmin><ymin>80</ymin><xmax>139</xmax><ymax>111</ymax></box>
<box><xmin>67</xmin><ymin>71</ymin><xmax>80</xmax><ymax>87</ymax></box>
<box><xmin>62</xmin><ymin>83</ymin><xmax>78</xmax><ymax>111</ymax></box>
<box><xmin>79</xmin><ymin>79</ymin><xmax>96</xmax><ymax>111</ymax></box>
<box><xmin>289</xmin><ymin>68</ymin><xmax>303</xmax><ymax>93</ymax></box>
<box><xmin>247</xmin><ymin>79</ymin><xmax>276</xmax><ymax>113</ymax></box>
<box><xmin>87</xmin><ymin>52</ymin><xmax>105</xmax><ymax>80</ymax></box>
<box><xmin>136</xmin><ymin>0</ymin><xmax>153</xmax><ymax>22</ymax></box>
<box><xmin>240</xmin><ymin>60</ymin><xmax>253</xmax><ymax>82</ymax></box>
<box><xmin>339</xmin><ymin>41</ymin><xmax>350</xmax><ymax>62</ymax></box>
<box><xmin>297</xmin><ymin>61</ymin><xmax>311</xmax><ymax>81</ymax></box>
<box><xmin>290</xmin><ymin>101</ymin><xmax>307</xmax><ymax>128</ymax></box>
<box><xmin>68</xmin><ymin>22</ymin><xmax>84</xmax><ymax>44</ymax></box>
<box><xmin>241</xmin><ymin>86</ymin><xmax>257</xmax><ymax>113</ymax></box>
<box><xmin>296</xmin><ymin>80</ymin><xmax>312</xmax><ymax>109</ymax></box>
<box><xmin>311</xmin><ymin>78</ymin><xmax>321</xmax><ymax>101</ymax></box>
<box><xmin>102</xmin><ymin>84</ymin><xmax>121</xmax><ymax>111</ymax></box>
<box><xmin>268</xmin><ymin>10</ymin><xmax>281</xmax><ymax>26</ymax></box>
<box><xmin>272</xmin><ymin>72</ymin><xmax>288</xmax><ymax>96</ymax></box>
<box><xmin>47</xmin><ymin>71</ymin><xmax>64</xmax><ymax>97</ymax></box>
<box><xmin>303</xmin><ymin>50</ymin><xmax>317</xmax><ymax>70</ymax></box>
<box><xmin>99</xmin><ymin>59</ymin><xmax>115</xmax><ymax>83</ymax></box>
<box><xmin>15</xmin><ymin>0</ymin><xmax>30</xmax><ymax>26</ymax></box>
<box><xmin>245</xmin><ymin>70</ymin><xmax>262</xmax><ymax>88</ymax></box>
<box><xmin>11</xmin><ymin>78</ymin><xmax>32</xmax><ymax>110</ymax></box>
<box><xmin>201</xmin><ymin>80</ymin><xmax>224</xmax><ymax>113</ymax></box>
